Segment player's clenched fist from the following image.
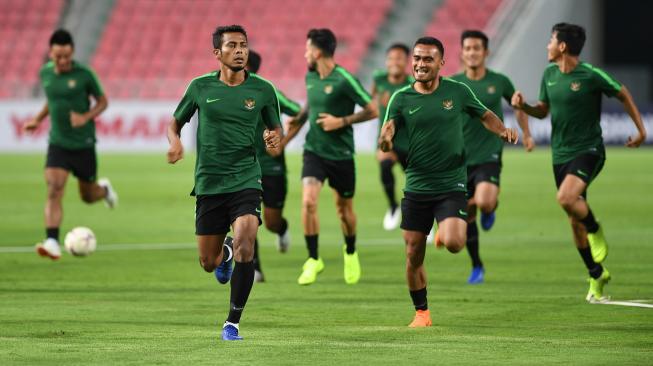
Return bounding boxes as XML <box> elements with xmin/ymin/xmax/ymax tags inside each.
<box><xmin>511</xmin><ymin>91</ymin><xmax>525</xmax><ymax>109</ymax></box>
<box><xmin>264</xmin><ymin>129</ymin><xmax>282</xmax><ymax>156</ymax></box>
<box><xmin>378</xmin><ymin>120</ymin><xmax>395</xmax><ymax>152</ymax></box>
<box><xmin>167</xmin><ymin>141</ymin><xmax>183</xmax><ymax>164</ymax></box>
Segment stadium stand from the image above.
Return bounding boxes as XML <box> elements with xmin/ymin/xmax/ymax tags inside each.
<box><xmin>91</xmin><ymin>0</ymin><xmax>392</xmax><ymax>99</ymax></box>
<box><xmin>0</xmin><ymin>0</ymin><xmax>64</xmax><ymax>98</ymax></box>
<box><xmin>423</xmin><ymin>0</ymin><xmax>503</xmax><ymax>76</ymax></box>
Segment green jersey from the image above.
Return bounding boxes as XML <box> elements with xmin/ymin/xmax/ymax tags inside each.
<box><xmin>40</xmin><ymin>61</ymin><xmax>104</xmax><ymax>150</ymax></box>
<box><xmin>303</xmin><ymin>65</ymin><xmax>372</xmax><ymax>160</ymax></box>
<box><xmin>384</xmin><ymin>77</ymin><xmax>488</xmax><ymax>195</ymax></box>
<box><xmin>450</xmin><ymin>69</ymin><xmax>515</xmax><ymax>166</ymax></box>
<box><xmin>373</xmin><ymin>70</ymin><xmax>414</xmax><ymax>152</ymax></box>
<box><xmin>538</xmin><ymin>62</ymin><xmax>621</xmax><ymax>164</ymax></box>
<box><xmin>173</xmin><ymin>71</ymin><xmax>281</xmax><ymax>196</ymax></box>
<box><xmin>254</xmin><ymin>87</ymin><xmax>301</xmax><ymax>176</ymax></box>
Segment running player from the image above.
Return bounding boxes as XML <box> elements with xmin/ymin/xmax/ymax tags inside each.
<box><xmin>370</xmin><ymin>43</ymin><xmax>414</xmax><ymax>231</ymax></box>
<box><xmin>246</xmin><ymin>50</ymin><xmax>301</xmax><ymax>282</ymax></box>
<box><xmin>450</xmin><ymin>30</ymin><xmax>534</xmax><ymax>284</ymax></box>
<box><xmin>512</xmin><ymin>23</ymin><xmax>646</xmax><ymax>302</ymax></box>
<box><xmin>167</xmin><ymin>25</ymin><xmax>281</xmax><ymax>340</ymax></box>
<box><xmin>23</xmin><ymin>29</ymin><xmax>117</xmax><ymax>260</ymax></box>
<box><xmin>379</xmin><ymin>37</ymin><xmax>518</xmax><ymax>327</ymax></box>
<box><xmin>284</xmin><ymin>28</ymin><xmax>377</xmax><ymax>285</ymax></box>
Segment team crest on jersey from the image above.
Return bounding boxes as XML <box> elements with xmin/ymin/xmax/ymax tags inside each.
<box><xmin>68</xmin><ymin>79</ymin><xmax>76</xmax><ymax>88</ymax></box>
<box><xmin>244</xmin><ymin>98</ymin><xmax>256</xmax><ymax>110</ymax></box>
<box><xmin>442</xmin><ymin>99</ymin><xmax>454</xmax><ymax>110</ymax></box>
<box><xmin>570</xmin><ymin>81</ymin><xmax>581</xmax><ymax>92</ymax></box>
<box><xmin>324</xmin><ymin>85</ymin><xmax>333</xmax><ymax>94</ymax></box>
<box><xmin>487</xmin><ymin>85</ymin><xmax>496</xmax><ymax>94</ymax></box>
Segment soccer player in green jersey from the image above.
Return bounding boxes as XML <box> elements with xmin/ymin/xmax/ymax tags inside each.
<box><xmin>23</xmin><ymin>29</ymin><xmax>116</xmax><ymax>260</ymax></box>
<box><xmin>450</xmin><ymin>30</ymin><xmax>534</xmax><ymax>284</ymax></box>
<box><xmin>245</xmin><ymin>50</ymin><xmax>301</xmax><ymax>282</ymax></box>
<box><xmin>371</xmin><ymin>43</ymin><xmax>414</xmax><ymax>231</ymax></box>
<box><xmin>379</xmin><ymin>37</ymin><xmax>518</xmax><ymax>327</ymax></box>
<box><xmin>512</xmin><ymin>23</ymin><xmax>646</xmax><ymax>302</ymax></box>
<box><xmin>167</xmin><ymin>25</ymin><xmax>282</xmax><ymax>340</ymax></box>
<box><xmin>284</xmin><ymin>29</ymin><xmax>378</xmax><ymax>285</ymax></box>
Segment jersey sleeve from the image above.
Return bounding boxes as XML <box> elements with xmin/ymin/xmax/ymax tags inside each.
<box><xmin>538</xmin><ymin>71</ymin><xmax>549</xmax><ymax>104</ymax></box>
<box><xmin>384</xmin><ymin>90</ymin><xmax>404</xmax><ymax>128</ymax></box>
<box><xmin>173</xmin><ymin>80</ymin><xmax>198</xmax><ymax>124</ymax></box>
<box><xmin>261</xmin><ymin>83</ymin><xmax>281</xmax><ymax>129</ymax></box>
<box><xmin>501</xmin><ymin>74</ymin><xmax>516</xmax><ymax>104</ymax></box>
<box><xmin>591</xmin><ymin>66</ymin><xmax>622</xmax><ymax>97</ymax></box>
<box><xmin>276</xmin><ymin>90</ymin><xmax>301</xmax><ymax>117</ymax></box>
<box><xmin>461</xmin><ymin>83</ymin><xmax>488</xmax><ymax>118</ymax></box>
<box><xmin>338</xmin><ymin>69</ymin><xmax>372</xmax><ymax>107</ymax></box>
<box><xmin>85</xmin><ymin>67</ymin><xmax>105</xmax><ymax>97</ymax></box>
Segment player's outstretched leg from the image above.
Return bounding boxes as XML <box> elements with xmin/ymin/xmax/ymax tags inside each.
<box><xmin>253</xmin><ymin>238</ymin><xmax>264</xmax><ymax>283</ymax></box>
<box><xmin>298</xmin><ymin>178</ymin><xmax>324</xmax><ymax>285</ymax></box>
<box><xmin>569</xmin><ymin>218</ymin><xmax>610</xmax><ymax>302</ymax></box>
<box><xmin>476</xmin><ymin>182</ymin><xmax>499</xmax><ymax>231</ymax></box>
<box><xmin>222</xmin><ymin>214</ymin><xmax>258</xmax><ymax>341</ymax></box>
<box><xmin>380</xmin><ymin>157</ymin><xmax>400</xmax><ymax>230</ymax></box>
<box><xmin>404</xmin><ymin>230</ymin><xmax>431</xmax><ymax>327</ymax></box>
<box><xmin>466</xmin><ymin>220</ymin><xmax>484</xmax><ymax>284</ymax></box>
<box><xmin>335</xmin><ymin>193</ymin><xmax>360</xmax><ymax>284</ymax></box>
<box><xmin>263</xmin><ymin>208</ymin><xmax>290</xmax><ymax>253</ymax></box>
<box><xmin>36</xmin><ymin>168</ymin><xmax>68</xmax><ymax>260</ymax></box>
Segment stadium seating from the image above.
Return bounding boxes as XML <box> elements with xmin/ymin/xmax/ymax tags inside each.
<box><xmin>0</xmin><ymin>0</ymin><xmax>63</xmax><ymax>98</ymax></box>
<box><xmin>423</xmin><ymin>0</ymin><xmax>503</xmax><ymax>76</ymax></box>
<box><xmin>91</xmin><ymin>0</ymin><xmax>392</xmax><ymax>99</ymax></box>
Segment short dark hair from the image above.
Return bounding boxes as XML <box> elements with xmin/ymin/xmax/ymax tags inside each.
<box><xmin>247</xmin><ymin>50</ymin><xmax>261</xmax><ymax>73</ymax></box>
<box><xmin>387</xmin><ymin>43</ymin><xmax>410</xmax><ymax>56</ymax></box>
<box><xmin>461</xmin><ymin>30</ymin><xmax>488</xmax><ymax>49</ymax></box>
<box><xmin>414</xmin><ymin>37</ymin><xmax>444</xmax><ymax>58</ymax></box>
<box><xmin>49</xmin><ymin>29</ymin><xmax>74</xmax><ymax>48</ymax></box>
<box><xmin>307</xmin><ymin>28</ymin><xmax>337</xmax><ymax>57</ymax></box>
<box><xmin>212</xmin><ymin>24</ymin><xmax>247</xmax><ymax>49</ymax></box>
<box><xmin>552</xmin><ymin>23</ymin><xmax>586</xmax><ymax>56</ymax></box>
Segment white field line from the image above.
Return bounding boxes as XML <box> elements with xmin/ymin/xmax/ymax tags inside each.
<box><xmin>0</xmin><ymin>238</ymin><xmax>405</xmax><ymax>253</ymax></box>
<box><xmin>593</xmin><ymin>300</ymin><xmax>653</xmax><ymax>309</ymax></box>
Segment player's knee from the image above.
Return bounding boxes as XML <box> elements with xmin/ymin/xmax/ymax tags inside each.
<box><xmin>80</xmin><ymin>191</ymin><xmax>95</xmax><ymax>204</ymax></box>
<box><xmin>46</xmin><ymin>183</ymin><xmax>65</xmax><ymax>200</ymax></box>
<box><xmin>199</xmin><ymin>256</ymin><xmax>215</xmax><ymax>273</ymax></box>
<box><xmin>477</xmin><ymin>198</ymin><xmax>496</xmax><ymax>214</ymax></box>
<box><xmin>302</xmin><ymin>196</ymin><xmax>318</xmax><ymax>214</ymax></box>
<box><xmin>441</xmin><ymin>232</ymin><xmax>465</xmax><ymax>253</ymax></box>
<box><xmin>444</xmin><ymin>239</ymin><xmax>465</xmax><ymax>253</ymax></box>
<box><xmin>556</xmin><ymin>191</ymin><xmax>576</xmax><ymax>210</ymax></box>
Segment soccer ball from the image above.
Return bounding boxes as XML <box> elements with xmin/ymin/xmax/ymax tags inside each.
<box><xmin>64</xmin><ymin>227</ymin><xmax>97</xmax><ymax>257</ymax></box>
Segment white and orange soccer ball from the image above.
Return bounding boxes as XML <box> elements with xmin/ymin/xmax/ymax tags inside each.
<box><xmin>64</xmin><ymin>227</ymin><xmax>97</xmax><ymax>257</ymax></box>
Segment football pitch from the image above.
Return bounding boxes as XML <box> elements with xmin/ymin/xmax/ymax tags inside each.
<box><xmin>1</xmin><ymin>148</ymin><xmax>652</xmax><ymax>365</ymax></box>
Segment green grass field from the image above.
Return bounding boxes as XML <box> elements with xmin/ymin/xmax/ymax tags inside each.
<box><xmin>1</xmin><ymin>148</ymin><xmax>652</xmax><ymax>365</ymax></box>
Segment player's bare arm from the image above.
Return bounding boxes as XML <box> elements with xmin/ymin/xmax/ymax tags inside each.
<box><xmin>264</xmin><ymin>127</ymin><xmax>283</xmax><ymax>157</ymax></box>
<box><xmin>166</xmin><ymin>118</ymin><xmax>184</xmax><ymax>164</ymax></box>
<box><xmin>23</xmin><ymin>103</ymin><xmax>49</xmax><ymax>132</ymax></box>
<box><xmin>515</xmin><ymin>109</ymin><xmax>535</xmax><ymax>151</ymax></box>
<box><xmin>511</xmin><ymin>91</ymin><xmax>549</xmax><ymax>119</ymax></box>
<box><xmin>316</xmin><ymin>102</ymin><xmax>378</xmax><ymax>132</ymax></box>
<box><xmin>282</xmin><ymin>107</ymin><xmax>308</xmax><ymax>146</ymax></box>
<box><xmin>378</xmin><ymin>119</ymin><xmax>396</xmax><ymax>152</ymax></box>
<box><xmin>70</xmin><ymin>94</ymin><xmax>108</xmax><ymax>128</ymax></box>
<box><xmin>615</xmin><ymin>85</ymin><xmax>647</xmax><ymax>147</ymax></box>
<box><xmin>480</xmin><ymin>110</ymin><xmax>519</xmax><ymax>144</ymax></box>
